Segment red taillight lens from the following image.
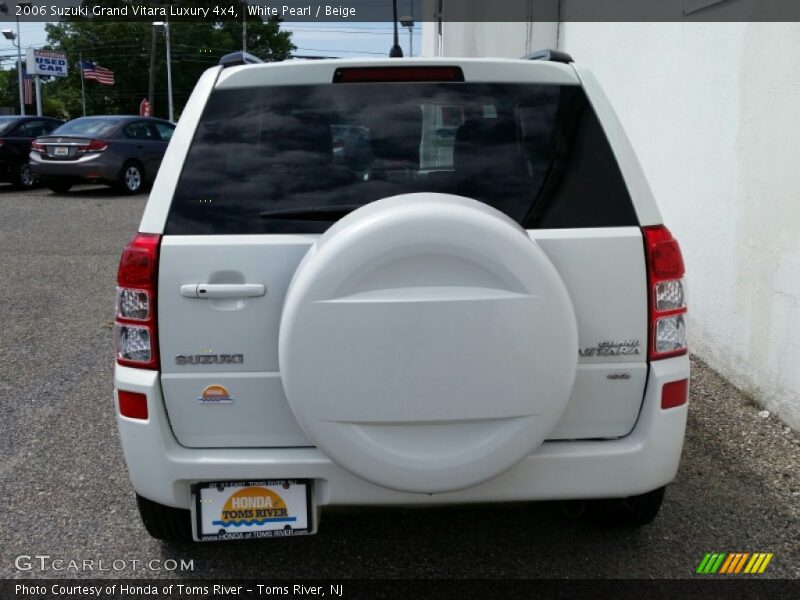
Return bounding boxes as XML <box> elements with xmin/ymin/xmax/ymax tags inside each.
<box><xmin>31</xmin><ymin>141</ymin><xmax>45</xmax><ymax>152</ymax></box>
<box><xmin>116</xmin><ymin>233</ymin><xmax>160</xmax><ymax>369</ymax></box>
<box><xmin>83</xmin><ymin>139</ymin><xmax>109</xmax><ymax>152</ymax></box>
<box><xmin>118</xmin><ymin>390</ymin><xmax>148</xmax><ymax>419</ymax></box>
<box><xmin>333</xmin><ymin>66</ymin><xmax>465</xmax><ymax>84</ymax></box>
<box><xmin>644</xmin><ymin>225</ymin><xmax>685</xmax><ymax>279</ymax></box>
<box><xmin>643</xmin><ymin>225</ymin><xmax>688</xmax><ymax>360</ymax></box>
<box><xmin>661</xmin><ymin>379</ymin><xmax>689</xmax><ymax>409</ymax></box>
<box><xmin>118</xmin><ymin>234</ymin><xmax>159</xmax><ymax>287</ymax></box>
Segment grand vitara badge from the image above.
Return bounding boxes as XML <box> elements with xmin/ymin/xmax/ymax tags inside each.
<box><xmin>579</xmin><ymin>340</ymin><xmax>641</xmax><ymax>357</ymax></box>
<box><xmin>175</xmin><ymin>354</ymin><xmax>244</xmax><ymax>365</ymax></box>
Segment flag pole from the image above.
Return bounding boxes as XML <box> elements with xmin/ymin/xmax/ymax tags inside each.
<box><xmin>79</xmin><ymin>53</ymin><xmax>86</xmax><ymax>116</ymax></box>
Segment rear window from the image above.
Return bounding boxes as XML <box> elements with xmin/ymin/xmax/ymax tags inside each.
<box><xmin>0</xmin><ymin>118</ymin><xmax>19</xmax><ymax>135</ymax></box>
<box><xmin>54</xmin><ymin>118</ymin><xmax>119</xmax><ymax>136</ymax></box>
<box><xmin>166</xmin><ymin>83</ymin><xmax>637</xmax><ymax>235</ymax></box>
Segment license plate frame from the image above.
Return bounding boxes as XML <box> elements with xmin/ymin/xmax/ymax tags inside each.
<box><xmin>192</xmin><ymin>479</ymin><xmax>313</xmax><ymax>542</ymax></box>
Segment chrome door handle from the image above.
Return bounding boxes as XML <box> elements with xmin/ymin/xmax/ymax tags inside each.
<box><xmin>180</xmin><ymin>283</ymin><xmax>266</xmax><ymax>299</ymax></box>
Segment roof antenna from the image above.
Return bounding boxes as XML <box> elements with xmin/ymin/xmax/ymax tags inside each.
<box><xmin>390</xmin><ymin>0</ymin><xmax>404</xmax><ymax>57</ymax></box>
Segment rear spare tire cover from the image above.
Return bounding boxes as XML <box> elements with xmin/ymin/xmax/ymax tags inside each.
<box><xmin>280</xmin><ymin>194</ymin><xmax>578</xmax><ymax>493</ymax></box>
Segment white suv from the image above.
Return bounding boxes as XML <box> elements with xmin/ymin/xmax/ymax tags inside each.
<box><xmin>114</xmin><ymin>51</ymin><xmax>689</xmax><ymax>542</ymax></box>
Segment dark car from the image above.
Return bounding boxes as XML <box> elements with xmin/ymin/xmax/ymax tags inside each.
<box><xmin>29</xmin><ymin>116</ymin><xmax>175</xmax><ymax>194</ymax></box>
<box><xmin>0</xmin><ymin>116</ymin><xmax>64</xmax><ymax>189</ymax></box>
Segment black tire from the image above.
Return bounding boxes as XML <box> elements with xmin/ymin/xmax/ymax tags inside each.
<box><xmin>135</xmin><ymin>494</ymin><xmax>193</xmax><ymax>541</ymax></box>
<box><xmin>118</xmin><ymin>161</ymin><xmax>145</xmax><ymax>195</ymax></box>
<box><xmin>12</xmin><ymin>162</ymin><xmax>36</xmax><ymax>190</ymax></box>
<box><xmin>47</xmin><ymin>181</ymin><xmax>72</xmax><ymax>194</ymax></box>
<box><xmin>616</xmin><ymin>486</ymin><xmax>666</xmax><ymax>527</ymax></box>
<box><xmin>559</xmin><ymin>486</ymin><xmax>666</xmax><ymax>528</ymax></box>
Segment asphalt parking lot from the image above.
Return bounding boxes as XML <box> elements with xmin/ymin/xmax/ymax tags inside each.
<box><xmin>1</xmin><ymin>185</ymin><xmax>798</xmax><ymax>580</ymax></box>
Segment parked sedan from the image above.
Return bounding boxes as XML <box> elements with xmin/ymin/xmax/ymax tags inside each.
<box><xmin>0</xmin><ymin>116</ymin><xmax>63</xmax><ymax>189</ymax></box>
<box><xmin>29</xmin><ymin>116</ymin><xmax>175</xmax><ymax>194</ymax></box>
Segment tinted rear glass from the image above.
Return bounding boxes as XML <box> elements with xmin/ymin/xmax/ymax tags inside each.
<box><xmin>0</xmin><ymin>118</ymin><xmax>20</xmax><ymax>135</ymax></box>
<box><xmin>167</xmin><ymin>83</ymin><xmax>637</xmax><ymax>234</ymax></box>
<box><xmin>53</xmin><ymin>118</ymin><xmax>119</xmax><ymax>136</ymax></box>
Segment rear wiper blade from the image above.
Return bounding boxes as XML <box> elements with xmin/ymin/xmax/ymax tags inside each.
<box><xmin>259</xmin><ymin>205</ymin><xmax>365</xmax><ymax>221</ymax></box>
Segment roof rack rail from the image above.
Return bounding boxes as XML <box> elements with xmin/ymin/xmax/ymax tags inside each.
<box><xmin>522</xmin><ymin>49</ymin><xmax>573</xmax><ymax>64</ymax></box>
<box><xmin>219</xmin><ymin>52</ymin><xmax>264</xmax><ymax>68</ymax></box>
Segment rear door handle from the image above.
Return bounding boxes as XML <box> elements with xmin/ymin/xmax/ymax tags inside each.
<box><xmin>180</xmin><ymin>283</ymin><xmax>266</xmax><ymax>299</ymax></box>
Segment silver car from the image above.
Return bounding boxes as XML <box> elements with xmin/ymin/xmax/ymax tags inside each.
<box><xmin>30</xmin><ymin>116</ymin><xmax>175</xmax><ymax>194</ymax></box>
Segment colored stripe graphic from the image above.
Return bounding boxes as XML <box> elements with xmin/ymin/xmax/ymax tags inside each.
<box><xmin>698</xmin><ymin>552</ymin><xmax>773</xmax><ymax>574</ymax></box>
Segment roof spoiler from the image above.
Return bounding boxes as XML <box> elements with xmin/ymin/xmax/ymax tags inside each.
<box><xmin>219</xmin><ymin>52</ymin><xmax>264</xmax><ymax>68</ymax></box>
<box><xmin>522</xmin><ymin>49</ymin><xmax>573</xmax><ymax>64</ymax></box>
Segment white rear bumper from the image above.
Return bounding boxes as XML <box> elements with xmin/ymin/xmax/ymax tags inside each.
<box><xmin>115</xmin><ymin>355</ymin><xmax>689</xmax><ymax>509</ymax></box>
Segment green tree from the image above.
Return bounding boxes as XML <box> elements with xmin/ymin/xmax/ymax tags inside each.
<box><xmin>0</xmin><ymin>68</ymin><xmax>20</xmax><ymax>113</ymax></box>
<box><xmin>40</xmin><ymin>0</ymin><xmax>294</xmax><ymax>120</ymax></box>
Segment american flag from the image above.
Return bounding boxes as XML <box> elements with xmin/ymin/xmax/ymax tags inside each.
<box><xmin>81</xmin><ymin>59</ymin><xmax>115</xmax><ymax>85</ymax></box>
<box><xmin>22</xmin><ymin>67</ymin><xmax>33</xmax><ymax>105</ymax></box>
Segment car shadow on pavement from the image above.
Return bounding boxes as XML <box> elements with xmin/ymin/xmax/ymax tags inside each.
<box><xmin>150</xmin><ymin>501</ymin><xmax>675</xmax><ymax>579</ymax></box>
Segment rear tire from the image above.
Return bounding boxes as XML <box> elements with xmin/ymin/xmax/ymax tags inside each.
<box><xmin>616</xmin><ymin>486</ymin><xmax>666</xmax><ymax>527</ymax></box>
<box><xmin>560</xmin><ymin>486</ymin><xmax>666</xmax><ymax>528</ymax></box>
<box><xmin>118</xmin><ymin>161</ymin><xmax>144</xmax><ymax>195</ymax></box>
<box><xmin>12</xmin><ymin>162</ymin><xmax>36</xmax><ymax>190</ymax></box>
<box><xmin>47</xmin><ymin>181</ymin><xmax>72</xmax><ymax>194</ymax></box>
<box><xmin>135</xmin><ymin>494</ymin><xmax>193</xmax><ymax>541</ymax></box>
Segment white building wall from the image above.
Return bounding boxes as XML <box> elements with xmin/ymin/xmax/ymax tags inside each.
<box><xmin>560</xmin><ymin>22</ymin><xmax>800</xmax><ymax>430</ymax></box>
<box><xmin>421</xmin><ymin>18</ymin><xmax>800</xmax><ymax>429</ymax></box>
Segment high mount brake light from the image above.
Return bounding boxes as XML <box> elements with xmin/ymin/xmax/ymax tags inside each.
<box><xmin>115</xmin><ymin>233</ymin><xmax>160</xmax><ymax>369</ymax></box>
<box><xmin>643</xmin><ymin>225</ymin><xmax>688</xmax><ymax>360</ymax></box>
<box><xmin>333</xmin><ymin>66</ymin><xmax>465</xmax><ymax>84</ymax></box>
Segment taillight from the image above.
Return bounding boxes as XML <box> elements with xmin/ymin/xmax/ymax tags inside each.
<box><xmin>115</xmin><ymin>233</ymin><xmax>160</xmax><ymax>369</ymax></box>
<box><xmin>643</xmin><ymin>226</ymin><xmax>687</xmax><ymax>360</ymax></box>
<box><xmin>31</xmin><ymin>141</ymin><xmax>45</xmax><ymax>152</ymax></box>
<box><xmin>83</xmin><ymin>139</ymin><xmax>109</xmax><ymax>152</ymax></box>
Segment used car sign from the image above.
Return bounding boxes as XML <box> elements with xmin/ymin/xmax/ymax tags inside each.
<box><xmin>25</xmin><ymin>49</ymin><xmax>68</xmax><ymax>78</ymax></box>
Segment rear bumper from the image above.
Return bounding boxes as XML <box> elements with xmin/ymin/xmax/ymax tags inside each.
<box><xmin>29</xmin><ymin>152</ymin><xmax>118</xmax><ymax>182</ymax></box>
<box><xmin>115</xmin><ymin>355</ymin><xmax>689</xmax><ymax>510</ymax></box>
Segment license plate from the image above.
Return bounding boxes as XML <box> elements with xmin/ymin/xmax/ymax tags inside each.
<box><xmin>193</xmin><ymin>479</ymin><xmax>312</xmax><ymax>541</ymax></box>
<box><xmin>54</xmin><ymin>146</ymin><xmax>69</xmax><ymax>156</ymax></box>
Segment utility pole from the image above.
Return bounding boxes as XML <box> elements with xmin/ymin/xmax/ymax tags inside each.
<box><xmin>148</xmin><ymin>26</ymin><xmax>157</xmax><ymax>110</ymax></box>
<box><xmin>154</xmin><ymin>19</ymin><xmax>174</xmax><ymax>122</ymax></box>
<box><xmin>15</xmin><ymin>10</ymin><xmax>24</xmax><ymax>115</ymax></box>
<box><xmin>165</xmin><ymin>16</ymin><xmax>173</xmax><ymax>122</ymax></box>
<box><xmin>242</xmin><ymin>1</ymin><xmax>247</xmax><ymax>53</ymax></box>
